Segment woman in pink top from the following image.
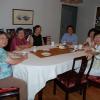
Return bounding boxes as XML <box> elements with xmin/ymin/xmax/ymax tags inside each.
<box><xmin>10</xmin><ymin>27</ymin><xmax>30</xmax><ymax>51</ymax></box>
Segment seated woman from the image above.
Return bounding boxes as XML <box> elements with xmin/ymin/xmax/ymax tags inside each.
<box><xmin>61</xmin><ymin>25</ymin><xmax>78</xmax><ymax>45</ymax></box>
<box><xmin>86</xmin><ymin>31</ymin><xmax>100</xmax><ymax>76</ymax></box>
<box><xmin>10</xmin><ymin>27</ymin><xmax>30</xmax><ymax>51</ymax></box>
<box><xmin>84</xmin><ymin>28</ymin><xmax>95</xmax><ymax>47</ymax></box>
<box><xmin>0</xmin><ymin>31</ymin><xmax>28</xmax><ymax>100</ymax></box>
<box><xmin>32</xmin><ymin>25</ymin><xmax>43</xmax><ymax>46</ymax></box>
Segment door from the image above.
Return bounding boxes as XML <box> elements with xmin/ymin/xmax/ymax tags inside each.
<box><xmin>60</xmin><ymin>5</ymin><xmax>78</xmax><ymax>41</ymax></box>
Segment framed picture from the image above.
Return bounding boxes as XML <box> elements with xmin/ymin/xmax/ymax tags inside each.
<box><xmin>12</xmin><ymin>9</ymin><xmax>33</xmax><ymax>25</ymax></box>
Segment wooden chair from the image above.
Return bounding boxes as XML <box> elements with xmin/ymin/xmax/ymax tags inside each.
<box><xmin>0</xmin><ymin>87</ymin><xmax>20</xmax><ymax>100</ymax></box>
<box><xmin>88</xmin><ymin>76</ymin><xmax>100</xmax><ymax>88</ymax></box>
<box><xmin>86</xmin><ymin>56</ymin><xmax>100</xmax><ymax>88</ymax></box>
<box><xmin>6</xmin><ymin>29</ymin><xmax>16</xmax><ymax>38</ymax></box>
<box><xmin>53</xmin><ymin>56</ymin><xmax>88</xmax><ymax>100</ymax></box>
<box><xmin>43</xmin><ymin>36</ymin><xmax>51</xmax><ymax>45</ymax></box>
<box><xmin>24</xmin><ymin>28</ymin><xmax>32</xmax><ymax>39</ymax></box>
<box><xmin>43</xmin><ymin>37</ymin><xmax>47</xmax><ymax>45</ymax></box>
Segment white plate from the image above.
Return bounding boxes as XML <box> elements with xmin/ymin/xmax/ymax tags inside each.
<box><xmin>59</xmin><ymin>45</ymin><xmax>65</xmax><ymax>49</ymax></box>
<box><xmin>41</xmin><ymin>52</ymin><xmax>51</xmax><ymax>56</ymax></box>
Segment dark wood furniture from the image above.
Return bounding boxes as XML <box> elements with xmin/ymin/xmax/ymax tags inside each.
<box><xmin>86</xmin><ymin>56</ymin><xmax>100</xmax><ymax>88</ymax></box>
<box><xmin>24</xmin><ymin>28</ymin><xmax>32</xmax><ymax>39</ymax></box>
<box><xmin>0</xmin><ymin>87</ymin><xmax>20</xmax><ymax>100</ymax></box>
<box><xmin>43</xmin><ymin>37</ymin><xmax>47</xmax><ymax>45</ymax></box>
<box><xmin>43</xmin><ymin>36</ymin><xmax>51</xmax><ymax>45</ymax></box>
<box><xmin>53</xmin><ymin>56</ymin><xmax>88</xmax><ymax>100</ymax></box>
<box><xmin>6</xmin><ymin>29</ymin><xmax>16</xmax><ymax>38</ymax></box>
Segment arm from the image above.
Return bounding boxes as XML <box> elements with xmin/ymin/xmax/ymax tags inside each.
<box><xmin>16</xmin><ymin>40</ymin><xmax>32</xmax><ymax>50</ymax></box>
<box><xmin>27</xmin><ymin>35</ymin><xmax>33</xmax><ymax>46</ymax></box>
<box><xmin>6</xmin><ymin>53</ymin><xmax>28</xmax><ymax>65</ymax></box>
<box><xmin>72</xmin><ymin>35</ymin><xmax>78</xmax><ymax>45</ymax></box>
<box><xmin>61</xmin><ymin>34</ymin><xmax>66</xmax><ymax>43</ymax></box>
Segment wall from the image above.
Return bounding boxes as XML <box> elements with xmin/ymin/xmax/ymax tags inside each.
<box><xmin>76</xmin><ymin>0</ymin><xmax>100</xmax><ymax>43</ymax></box>
<box><xmin>1</xmin><ymin>0</ymin><xmax>100</xmax><ymax>43</ymax></box>
<box><xmin>0</xmin><ymin>0</ymin><xmax>61</xmax><ymax>43</ymax></box>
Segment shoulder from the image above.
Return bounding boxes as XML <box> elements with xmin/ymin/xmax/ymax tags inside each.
<box><xmin>73</xmin><ymin>34</ymin><xmax>77</xmax><ymax>38</ymax></box>
<box><xmin>0</xmin><ymin>48</ymin><xmax>8</xmax><ymax>62</ymax></box>
<box><xmin>0</xmin><ymin>48</ymin><xmax>6</xmax><ymax>53</ymax></box>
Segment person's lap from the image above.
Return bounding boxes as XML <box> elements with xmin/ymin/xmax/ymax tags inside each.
<box><xmin>0</xmin><ymin>76</ymin><xmax>27</xmax><ymax>100</ymax></box>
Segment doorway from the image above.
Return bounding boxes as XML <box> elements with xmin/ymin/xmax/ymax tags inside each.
<box><xmin>60</xmin><ymin>5</ymin><xmax>78</xmax><ymax>42</ymax></box>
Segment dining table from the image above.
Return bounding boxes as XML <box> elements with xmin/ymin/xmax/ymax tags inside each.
<box><xmin>12</xmin><ymin>45</ymin><xmax>100</xmax><ymax>100</ymax></box>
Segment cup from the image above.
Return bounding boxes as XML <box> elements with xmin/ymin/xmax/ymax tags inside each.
<box><xmin>78</xmin><ymin>44</ymin><xmax>82</xmax><ymax>50</ymax></box>
<box><xmin>74</xmin><ymin>45</ymin><xmax>78</xmax><ymax>50</ymax></box>
<box><xmin>62</xmin><ymin>41</ymin><xmax>66</xmax><ymax>46</ymax></box>
<box><xmin>33</xmin><ymin>46</ymin><xmax>37</xmax><ymax>52</ymax></box>
<box><xmin>51</xmin><ymin>41</ymin><xmax>55</xmax><ymax>46</ymax></box>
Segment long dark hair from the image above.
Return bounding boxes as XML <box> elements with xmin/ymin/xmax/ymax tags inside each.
<box><xmin>94</xmin><ymin>30</ymin><xmax>100</xmax><ymax>38</ymax></box>
<box><xmin>33</xmin><ymin>25</ymin><xmax>41</xmax><ymax>33</ymax></box>
<box><xmin>87</xmin><ymin>28</ymin><xmax>95</xmax><ymax>37</ymax></box>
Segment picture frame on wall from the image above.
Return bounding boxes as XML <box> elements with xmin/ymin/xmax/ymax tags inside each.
<box><xmin>12</xmin><ymin>9</ymin><xmax>33</xmax><ymax>25</ymax></box>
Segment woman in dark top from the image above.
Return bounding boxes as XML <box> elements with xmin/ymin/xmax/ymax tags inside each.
<box><xmin>32</xmin><ymin>25</ymin><xmax>43</xmax><ymax>46</ymax></box>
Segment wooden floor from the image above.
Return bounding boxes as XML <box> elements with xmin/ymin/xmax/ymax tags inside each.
<box><xmin>6</xmin><ymin>80</ymin><xmax>100</xmax><ymax>100</ymax></box>
<box><xmin>35</xmin><ymin>80</ymin><xmax>100</xmax><ymax>100</ymax></box>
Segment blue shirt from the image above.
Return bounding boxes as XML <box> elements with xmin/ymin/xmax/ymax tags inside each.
<box><xmin>61</xmin><ymin>33</ymin><xmax>78</xmax><ymax>44</ymax></box>
<box><xmin>0</xmin><ymin>48</ymin><xmax>12</xmax><ymax>79</ymax></box>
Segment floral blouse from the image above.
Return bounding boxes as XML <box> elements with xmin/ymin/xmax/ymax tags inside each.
<box><xmin>0</xmin><ymin>48</ymin><xmax>12</xmax><ymax>79</ymax></box>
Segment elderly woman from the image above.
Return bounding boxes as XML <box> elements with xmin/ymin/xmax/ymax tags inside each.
<box><xmin>86</xmin><ymin>31</ymin><xmax>100</xmax><ymax>76</ymax></box>
<box><xmin>0</xmin><ymin>31</ymin><xmax>28</xmax><ymax>100</ymax></box>
<box><xmin>10</xmin><ymin>27</ymin><xmax>30</xmax><ymax>51</ymax></box>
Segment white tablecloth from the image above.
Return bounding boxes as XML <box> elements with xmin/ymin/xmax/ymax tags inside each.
<box><xmin>12</xmin><ymin>45</ymin><xmax>100</xmax><ymax>100</ymax></box>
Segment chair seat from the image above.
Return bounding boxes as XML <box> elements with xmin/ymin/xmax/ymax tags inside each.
<box><xmin>88</xmin><ymin>75</ymin><xmax>100</xmax><ymax>83</ymax></box>
<box><xmin>57</xmin><ymin>71</ymin><xmax>87</xmax><ymax>88</ymax></box>
<box><xmin>0</xmin><ymin>87</ymin><xmax>18</xmax><ymax>93</ymax></box>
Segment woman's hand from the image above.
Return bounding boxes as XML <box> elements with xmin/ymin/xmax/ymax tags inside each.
<box><xmin>6</xmin><ymin>53</ymin><xmax>28</xmax><ymax>65</ymax></box>
<box><xmin>85</xmin><ymin>48</ymin><xmax>94</xmax><ymax>60</ymax></box>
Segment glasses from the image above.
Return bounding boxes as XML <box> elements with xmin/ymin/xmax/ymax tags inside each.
<box><xmin>0</xmin><ymin>38</ymin><xmax>8</xmax><ymax>42</ymax></box>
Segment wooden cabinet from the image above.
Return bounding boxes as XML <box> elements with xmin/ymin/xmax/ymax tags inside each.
<box><xmin>95</xmin><ymin>7</ymin><xmax>100</xmax><ymax>31</ymax></box>
<box><xmin>61</xmin><ymin>0</ymin><xmax>83</xmax><ymax>4</ymax></box>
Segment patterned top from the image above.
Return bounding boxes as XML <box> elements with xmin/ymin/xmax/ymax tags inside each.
<box><xmin>0</xmin><ymin>48</ymin><xmax>12</xmax><ymax>79</ymax></box>
<box><xmin>10</xmin><ymin>36</ymin><xmax>28</xmax><ymax>51</ymax></box>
